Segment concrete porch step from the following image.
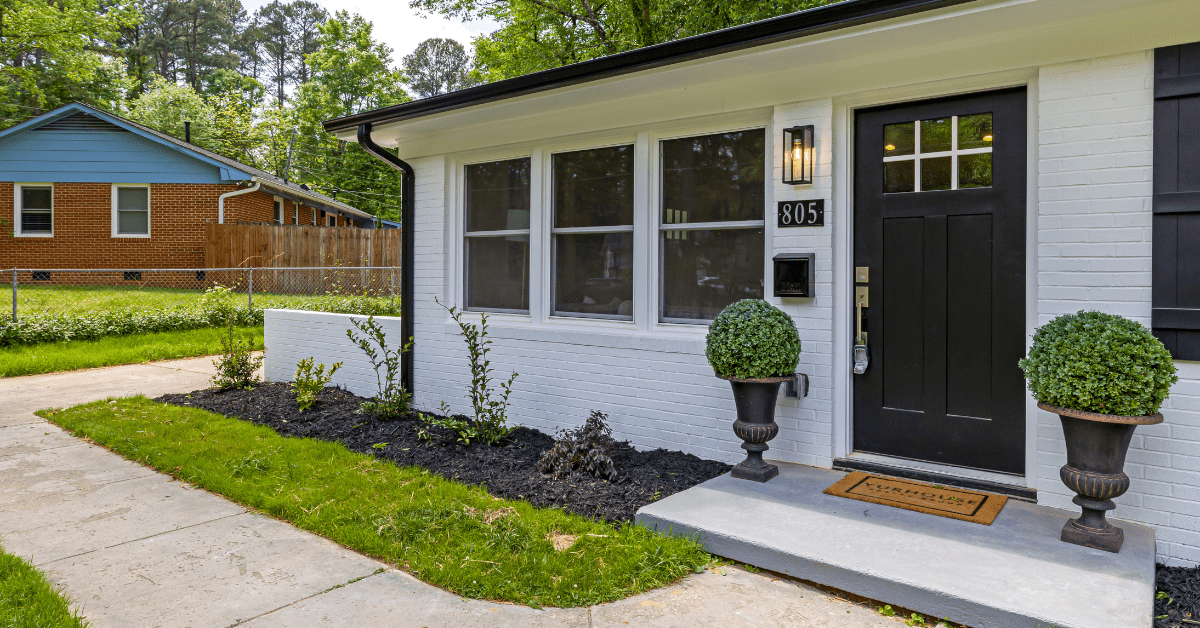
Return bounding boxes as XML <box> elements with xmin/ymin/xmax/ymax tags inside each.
<box><xmin>636</xmin><ymin>462</ymin><xmax>1154</xmax><ymax>628</ymax></box>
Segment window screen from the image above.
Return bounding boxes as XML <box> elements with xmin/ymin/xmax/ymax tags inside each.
<box><xmin>116</xmin><ymin>187</ymin><xmax>149</xmax><ymax>235</ymax></box>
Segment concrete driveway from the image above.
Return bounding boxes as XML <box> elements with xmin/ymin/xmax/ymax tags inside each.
<box><xmin>0</xmin><ymin>357</ymin><xmax>907</xmax><ymax>627</ymax></box>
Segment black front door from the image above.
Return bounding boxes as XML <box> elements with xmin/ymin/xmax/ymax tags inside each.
<box><xmin>852</xmin><ymin>88</ymin><xmax>1027</xmax><ymax>475</ymax></box>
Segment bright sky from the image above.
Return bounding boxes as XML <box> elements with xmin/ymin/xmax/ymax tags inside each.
<box><xmin>240</xmin><ymin>0</ymin><xmax>499</xmax><ymax>63</ymax></box>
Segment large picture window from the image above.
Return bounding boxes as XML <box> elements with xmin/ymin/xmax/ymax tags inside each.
<box><xmin>660</xmin><ymin>130</ymin><xmax>765</xmax><ymax>322</ymax></box>
<box><xmin>465</xmin><ymin>157</ymin><xmax>531</xmax><ymax>312</ymax></box>
<box><xmin>552</xmin><ymin>145</ymin><xmax>634</xmax><ymax>319</ymax></box>
<box><xmin>113</xmin><ymin>185</ymin><xmax>150</xmax><ymax>236</ymax></box>
<box><xmin>17</xmin><ymin>185</ymin><xmax>53</xmax><ymax>236</ymax></box>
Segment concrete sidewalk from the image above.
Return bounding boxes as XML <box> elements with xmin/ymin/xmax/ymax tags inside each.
<box><xmin>1</xmin><ymin>357</ymin><xmax>905</xmax><ymax>627</ymax></box>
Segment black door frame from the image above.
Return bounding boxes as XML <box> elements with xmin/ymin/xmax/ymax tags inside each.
<box><xmin>842</xmin><ymin>86</ymin><xmax>1033</xmax><ymax>478</ymax></box>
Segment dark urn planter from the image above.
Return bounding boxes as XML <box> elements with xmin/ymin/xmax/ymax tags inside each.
<box><xmin>1039</xmin><ymin>402</ymin><xmax>1163</xmax><ymax>553</ymax></box>
<box><xmin>722</xmin><ymin>375</ymin><xmax>792</xmax><ymax>482</ymax></box>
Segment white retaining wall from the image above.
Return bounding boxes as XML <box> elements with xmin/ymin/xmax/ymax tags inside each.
<box><xmin>1037</xmin><ymin>51</ymin><xmax>1200</xmax><ymax>566</ymax></box>
<box><xmin>263</xmin><ymin>309</ymin><xmax>404</xmax><ymax>400</ymax></box>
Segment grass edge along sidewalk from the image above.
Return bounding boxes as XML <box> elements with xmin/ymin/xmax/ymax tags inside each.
<box><xmin>39</xmin><ymin>397</ymin><xmax>711</xmax><ymax>609</ymax></box>
<box><xmin>0</xmin><ymin>326</ymin><xmax>264</xmax><ymax>378</ymax></box>
<box><xmin>0</xmin><ymin>543</ymin><xmax>89</xmax><ymax>628</ymax></box>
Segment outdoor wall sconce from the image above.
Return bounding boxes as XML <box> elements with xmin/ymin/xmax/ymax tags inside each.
<box><xmin>783</xmin><ymin>125</ymin><xmax>815</xmax><ymax>185</ymax></box>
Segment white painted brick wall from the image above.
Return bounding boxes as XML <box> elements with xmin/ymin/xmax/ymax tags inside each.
<box><xmin>1038</xmin><ymin>51</ymin><xmax>1200</xmax><ymax>566</ymax></box>
<box><xmin>263</xmin><ymin>309</ymin><xmax>404</xmax><ymax>399</ymax></box>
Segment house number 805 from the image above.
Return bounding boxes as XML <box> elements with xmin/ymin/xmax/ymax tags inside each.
<box><xmin>777</xmin><ymin>200</ymin><xmax>824</xmax><ymax>227</ymax></box>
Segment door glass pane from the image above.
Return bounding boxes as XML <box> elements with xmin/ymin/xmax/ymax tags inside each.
<box><xmin>921</xmin><ymin>157</ymin><xmax>952</xmax><ymax>191</ymax></box>
<box><xmin>662</xmin><ymin>228</ymin><xmax>763</xmax><ymax>321</ymax></box>
<box><xmin>661</xmin><ymin>130</ymin><xmax>765</xmax><ymax>224</ymax></box>
<box><xmin>466</xmin><ymin>235</ymin><xmax>530</xmax><ymax>311</ymax></box>
<box><xmin>883</xmin><ymin>122</ymin><xmax>915</xmax><ymax>156</ymax></box>
<box><xmin>554</xmin><ymin>232</ymin><xmax>632</xmax><ymax>317</ymax></box>
<box><xmin>920</xmin><ymin>117</ymin><xmax>953</xmax><ymax>153</ymax></box>
<box><xmin>884</xmin><ymin>161</ymin><xmax>915</xmax><ymax>193</ymax></box>
<box><xmin>118</xmin><ymin>210</ymin><xmax>149</xmax><ymax>234</ymax></box>
<box><xmin>958</xmin><ymin>153</ymin><xmax>993</xmax><ymax>188</ymax></box>
<box><xmin>21</xmin><ymin>187</ymin><xmax>52</xmax><ymax>210</ymax></box>
<box><xmin>958</xmin><ymin>113</ymin><xmax>993</xmax><ymax>150</ymax></box>
<box><xmin>466</xmin><ymin>158</ymin><xmax>530</xmax><ymax>232</ymax></box>
<box><xmin>554</xmin><ymin>146</ymin><xmax>633</xmax><ymax>228</ymax></box>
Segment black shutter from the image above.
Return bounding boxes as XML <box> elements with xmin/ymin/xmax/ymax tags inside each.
<box><xmin>1153</xmin><ymin>42</ymin><xmax>1200</xmax><ymax>360</ymax></box>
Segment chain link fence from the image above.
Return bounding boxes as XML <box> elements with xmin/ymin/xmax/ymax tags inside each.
<box><xmin>4</xmin><ymin>267</ymin><xmax>400</xmax><ymax>322</ymax></box>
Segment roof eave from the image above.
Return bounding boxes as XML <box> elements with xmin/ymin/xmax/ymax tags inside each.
<box><xmin>323</xmin><ymin>0</ymin><xmax>975</xmax><ymax>134</ymax></box>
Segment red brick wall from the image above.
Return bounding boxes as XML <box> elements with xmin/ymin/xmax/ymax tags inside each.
<box><xmin>0</xmin><ymin>182</ymin><xmax>303</xmax><ymax>269</ymax></box>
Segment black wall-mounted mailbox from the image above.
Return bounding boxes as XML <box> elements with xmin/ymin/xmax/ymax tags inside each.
<box><xmin>773</xmin><ymin>253</ymin><xmax>815</xmax><ymax>298</ymax></box>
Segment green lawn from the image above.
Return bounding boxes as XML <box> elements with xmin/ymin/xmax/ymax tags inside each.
<box><xmin>1</xmin><ymin>284</ymin><xmax>327</xmax><ymax>317</ymax></box>
<box><xmin>41</xmin><ymin>398</ymin><xmax>710</xmax><ymax>608</ymax></box>
<box><xmin>0</xmin><ymin>544</ymin><xmax>88</xmax><ymax>628</ymax></box>
<box><xmin>0</xmin><ymin>327</ymin><xmax>263</xmax><ymax>378</ymax></box>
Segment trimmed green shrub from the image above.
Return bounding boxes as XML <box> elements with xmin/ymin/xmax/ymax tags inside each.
<box><xmin>1019</xmin><ymin>310</ymin><xmax>1177</xmax><ymax>416</ymax></box>
<box><xmin>705</xmin><ymin>299</ymin><xmax>801</xmax><ymax>380</ymax></box>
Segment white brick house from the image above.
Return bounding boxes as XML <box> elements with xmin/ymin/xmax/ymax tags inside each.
<box><xmin>270</xmin><ymin>0</ymin><xmax>1200</xmax><ymax>566</ymax></box>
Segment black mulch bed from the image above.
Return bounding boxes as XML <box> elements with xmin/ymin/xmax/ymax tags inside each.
<box><xmin>154</xmin><ymin>383</ymin><xmax>731</xmax><ymax>523</ymax></box>
<box><xmin>1156</xmin><ymin>563</ymin><xmax>1200</xmax><ymax>628</ymax></box>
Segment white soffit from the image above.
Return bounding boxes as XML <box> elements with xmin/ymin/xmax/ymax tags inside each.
<box><xmin>353</xmin><ymin>0</ymin><xmax>1199</xmax><ymax>157</ymax></box>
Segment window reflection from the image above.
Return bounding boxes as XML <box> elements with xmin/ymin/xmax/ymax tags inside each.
<box><xmin>465</xmin><ymin>157</ymin><xmax>531</xmax><ymax>312</ymax></box>
<box><xmin>553</xmin><ymin>145</ymin><xmax>634</xmax><ymax>319</ymax></box>
<box><xmin>663</xmin><ymin>228</ymin><xmax>764</xmax><ymax>321</ymax></box>
<box><xmin>660</xmin><ymin>129</ymin><xmax>765</xmax><ymax>322</ymax></box>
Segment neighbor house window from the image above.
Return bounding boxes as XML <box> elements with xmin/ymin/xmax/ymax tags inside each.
<box><xmin>273</xmin><ymin>197</ymin><xmax>284</xmax><ymax>224</ymax></box>
<box><xmin>552</xmin><ymin>145</ymin><xmax>634</xmax><ymax>319</ymax></box>
<box><xmin>660</xmin><ymin>129</ymin><xmax>765</xmax><ymax>322</ymax></box>
<box><xmin>15</xmin><ymin>184</ymin><xmax>53</xmax><ymax>236</ymax></box>
<box><xmin>464</xmin><ymin>157</ymin><xmax>531</xmax><ymax>312</ymax></box>
<box><xmin>312</xmin><ymin>208</ymin><xmax>317</xmax><ymax>225</ymax></box>
<box><xmin>293</xmin><ymin>201</ymin><xmax>300</xmax><ymax>224</ymax></box>
<box><xmin>113</xmin><ymin>185</ymin><xmax>150</xmax><ymax>236</ymax></box>
<box><xmin>326</xmin><ymin>213</ymin><xmax>337</xmax><ymax>227</ymax></box>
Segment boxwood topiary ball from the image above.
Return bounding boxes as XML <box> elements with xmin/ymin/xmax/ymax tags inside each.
<box><xmin>1019</xmin><ymin>310</ymin><xmax>1177</xmax><ymax>416</ymax></box>
<box><xmin>706</xmin><ymin>299</ymin><xmax>801</xmax><ymax>380</ymax></box>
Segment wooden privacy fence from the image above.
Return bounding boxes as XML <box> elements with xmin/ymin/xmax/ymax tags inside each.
<box><xmin>205</xmin><ymin>223</ymin><xmax>401</xmax><ymax>269</ymax></box>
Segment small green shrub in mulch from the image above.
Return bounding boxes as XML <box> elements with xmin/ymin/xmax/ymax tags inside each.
<box><xmin>705</xmin><ymin>299</ymin><xmax>801</xmax><ymax>380</ymax></box>
<box><xmin>1019</xmin><ymin>310</ymin><xmax>1177</xmax><ymax>416</ymax></box>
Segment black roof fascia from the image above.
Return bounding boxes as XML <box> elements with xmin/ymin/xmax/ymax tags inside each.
<box><xmin>324</xmin><ymin>0</ymin><xmax>975</xmax><ymax>133</ymax></box>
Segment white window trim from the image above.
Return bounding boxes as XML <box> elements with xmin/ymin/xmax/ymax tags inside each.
<box><xmin>111</xmin><ymin>184</ymin><xmax>151</xmax><ymax>238</ymax></box>
<box><xmin>14</xmin><ymin>182</ymin><xmax>54</xmax><ymax>238</ymax></box>
<box><xmin>311</xmin><ymin>207</ymin><xmax>317</xmax><ymax>225</ymax></box>
<box><xmin>326</xmin><ymin>213</ymin><xmax>337</xmax><ymax>227</ymax></box>
<box><xmin>273</xmin><ymin>196</ymin><xmax>284</xmax><ymax>224</ymax></box>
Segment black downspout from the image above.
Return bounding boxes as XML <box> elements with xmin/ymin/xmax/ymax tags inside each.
<box><xmin>357</xmin><ymin>123</ymin><xmax>415</xmax><ymax>396</ymax></box>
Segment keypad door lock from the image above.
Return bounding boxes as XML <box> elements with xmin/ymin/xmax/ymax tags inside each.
<box><xmin>853</xmin><ymin>285</ymin><xmax>870</xmax><ymax>374</ymax></box>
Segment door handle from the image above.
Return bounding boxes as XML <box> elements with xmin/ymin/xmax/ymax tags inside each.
<box><xmin>854</xmin><ymin>286</ymin><xmax>870</xmax><ymax>374</ymax></box>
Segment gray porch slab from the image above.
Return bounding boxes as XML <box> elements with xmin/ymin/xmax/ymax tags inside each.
<box><xmin>636</xmin><ymin>462</ymin><xmax>1155</xmax><ymax>628</ymax></box>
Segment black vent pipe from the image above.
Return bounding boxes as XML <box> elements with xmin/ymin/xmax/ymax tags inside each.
<box><xmin>356</xmin><ymin>123</ymin><xmax>415</xmax><ymax>395</ymax></box>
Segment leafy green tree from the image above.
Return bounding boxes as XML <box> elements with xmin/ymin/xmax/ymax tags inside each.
<box><xmin>287</xmin><ymin>11</ymin><xmax>410</xmax><ymax>221</ymax></box>
<box><xmin>403</xmin><ymin>37</ymin><xmax>479</xmax><ymax>98</ymax></box>
<box><xmin>0</xmin><ymin>0</ymin><xmax>139</xmax><ymax>121</ymax></box>
<box><xmin>414</xmin><ymin>0</ymin><xmax>842</xmax><ymax>81</ymax></box>
<box><xmin>125</xmin><ymin>75</ymin><xmax>216</xmax><ymax>143</ymax></box>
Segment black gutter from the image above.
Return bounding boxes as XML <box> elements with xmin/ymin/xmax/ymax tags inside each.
<box><xmin>324</xmin><ymin>0</ymin><xmax>974</xmax><ymax>133</ymax></box>
<box><xmin>357</xmin><ymin>123</ymin><xmax>415</xmax><ymax>396</ymax></box>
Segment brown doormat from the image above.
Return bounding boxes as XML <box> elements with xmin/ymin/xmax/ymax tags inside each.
<box><xmin>823</xmin><ymin>472</ymin><xmax>1008</xmax><ymax>525</ymax></box>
